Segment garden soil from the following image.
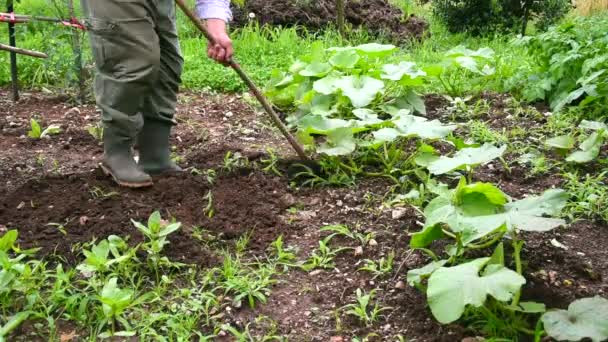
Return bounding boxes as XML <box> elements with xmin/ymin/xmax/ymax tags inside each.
<box><xmin>1</xmin><ymin>88</ymin><xmax>607</xmax><ymax>341</ymax></box>
<box><xmin>231</xmin><ymin>0</ymin><xmax>429</xmax><ymax>43</ymax></box>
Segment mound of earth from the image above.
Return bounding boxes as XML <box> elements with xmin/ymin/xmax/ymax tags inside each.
<box><xmin>231</xmin><ymin>0</ymin><xmax>429</xmax><ymax>43</ymax></box>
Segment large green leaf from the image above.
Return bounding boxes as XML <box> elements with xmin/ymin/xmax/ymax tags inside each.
<box><xmin>420</xmin><ymin>184</ymin><xmax>567</xmax><ymax>246</ymax></box>
<box><xmin>313</xmin><ymin>75</ymin><xmax>341</xmax><ymax>95</ymax></box>
<box><xmin>566</xmin><ymin>132</ymin><xmax>604</xmax><ymax>163</ymax></box>
<box><xmin>393</xmin><ymin>115</ymin><xmax>457</xmax><ymax>140</ymax></box>
<box><xmin>373</xmin><ymin>128</ymin><xmax>401</xmax><ymax>143</ymax></box>
<box><xmin>546</xmin><ymin>135</ymin><xmax>575</xmax><ymax>150</ymax></box>
<box><xmin>427</xmin><ymin>258</ymin><xmax>525</xmax><ymax>324</ymax></box>
<box><xmin>352</xmin><ymin>109</ymin><xmax>383</xmax><ymax>126</ymax></box>
<box><xmin>335</xmin><ymin>76</ymin><xmax>385</xmax><ymax>108</ymax></box>
<box><xmin>381</xmin><ymin>62</ymin><xmax>426</xmax><ymax>81</ymax></box>
<box><xmin>298</xmin><ymin>115</ymin><xmax>352</xmax><ymax>135</ymax></box>
<box><xmin>354</xmin><ymin>43</ymin><xmax>397</xmax><ymax>57</ymax></box>
<box><xmin>542</xmin><ymin>296</ymin><xmax>608</xmax><ymax>342</ymax></box>
<box><xmin>579</xmin><ymin>120</ymin><xmax>608</xmax><ymax>131</ymax></box>
<box><xmin>407</xmin><ymin>260</ymin><xmax>448</xmax><ymax>287</ymax></box>
<box><xmin>329</xmin><ymin>50</ymin><xmax>360</xmax><ymax>69</ymax></box>
<box><xmin>317</xmin><ymin>128</ymin><xmax>357</xmax><ymax>156</ymax></box>
<box><xmin>299</xmin><ymin>62</ymin><xmax>332</xmax><ymax>78</ymax></box>
<box><xmin>428</xmin><ymin>144</ymin><xmax>507</xmax><ymax>175</ymax></box>
<box><xmin>310</xmin><ymin>94</ymin><xmax>338</xmax><ymax>116</ymax></box>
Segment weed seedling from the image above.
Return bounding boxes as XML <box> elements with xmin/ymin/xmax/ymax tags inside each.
<box><xmin>28</xmin><ymin>118</ymin><xmax>61</xmax><ymax>139</ymax></box>
<box><xmin>203</xmin><ymin>191</ymin><xmax>215</xmax><ymax>218</ymax></box>
<box><xmin>302</xmin><ymin>240</ymin><xmax>348</xmax><ymax>271</ymax></box>
<box><xmin>131</xmin><ymin>212</ymin><xmax>182</xmax><ymax>280</ymax></box>
<box><xmin>87</xmin><ymin>123</ymin><xmax>104</xmax><ymax>142</ymax></box>
<box><xmin>342</xmin><ymin>289</ymin><xmax>390</xmax><ymax>327</ymax></box>
<box><xmin>96</xmin><ymin>277</ymin><xmax>153</xmax><ymax>338</ymax></box>
<box><xmin>358</xmin><ymin>251</ymin><xmax>395</xmax><ymax>279</ymax></box>
<box><xmin>268</xmin><ymin>235</ymin><xmax>297</xmax><ymax>267</ymax></box>
<box><xmin>320</xmin><ymin>224</ymin><xmax>373</xmax><ymax>246</ymax></box>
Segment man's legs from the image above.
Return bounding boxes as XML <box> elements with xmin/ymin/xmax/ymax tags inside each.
<box><xmin>137</xmin><ymin>1</ymin><xmax>185</xmax><ymax>174</ymax></box>
<box><xmin>81</xmin><ymin>0</ymin><xmax>160</xmax><ymax>187</ymax></box>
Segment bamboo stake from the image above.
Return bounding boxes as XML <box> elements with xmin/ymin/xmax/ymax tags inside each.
<box><xmin>66</xmin><ymin>0</ymin><xmax>85</xmax><ymax>103</ymax></box>
<box><xmin>0</xmin><ymin>43</ymin><xmax>48</xmax><ymax>58</ymax></box>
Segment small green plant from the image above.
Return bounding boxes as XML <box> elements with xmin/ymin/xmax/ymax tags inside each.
<box><xmin>203</xmin><ymin>191</ymin><xmax>215</xmax><ymax>218</ymax></box>
<box><xmin>320</xmin><ymin>224</ymin><xmax>373</xmax><ymax>246</ymax></box>
<box><xmin>562</xmin><ymin>171</ymin><xmax>608</xmax><ymax>222</ymax></box>
<box><xmin>222</xmin><ymin>151</ymin><xmax>250</xmax><ymax>172</ymax></box>
<box><xmin>89</xmin><ymin>186</ymin><xmax>119</xmax><ymax>200</ymax></box>
<box><xmin>358</xmin><ymin>251</ymin><xmax>395</xmax><ymax>279</ymax></box>
<box><xmin>96</xmin><ymin>277</ymin><xmax>153</xmax><ymax>338</ymax></box>
<box><xmin>219</xmin><ymin>255</ymin><xmax>277</xmax><ymax>309</ymax></box>
<box><xmin>268</xmin><ymin>235</ymin><xmax>297</xmax><ymax>267</ymax></box>
<box><xmin>76</xmin><ymin>237</ymin><xmax>134</xmax><ymax>275</ymax></box>
<box><xmin>87</xmin><ymin>123</ymin><xmax>104</xmax><ymax>142</ymax></box>
<box><xmin>259</xmin><ymin>148</ymin><xmax>282</xmax><ymax>176</ymax></box>
<box><xmin>342</xmin><ymin>289</ymin><xmax>390</xmax><ymax>327</ymax></box>
<box><xmin>425</xmin><ymin>143</ymin><xmax>507</xmax><ymax>181</ymax></box>
<box><xmin>131</xmin><ymin>211</ymin><xmax>182</xmax><ymax>280</ymax></box>
<box><xmin>27</xmin><ymin>118</ymin><xmax>61</xmax><ymax>139</ymax></box>
<box><xmin>468</xmin><ymin>121</ymin><xmax>508</xmax><ymax>145</ymax></box>
<box><xmin>302</xmin><ymin>240</ymin><xmax>348</xmax><ymax>271</ymax></box>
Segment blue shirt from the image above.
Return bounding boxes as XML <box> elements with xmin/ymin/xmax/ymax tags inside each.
<box><xmin>196</xmin><ymin>0</ymin><xmax>232</xmax><ymax>22</ymax></box>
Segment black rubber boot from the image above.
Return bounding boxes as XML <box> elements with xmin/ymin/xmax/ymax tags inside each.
<box><xmin>100</xmin><ymin>128</ymin><xmax>153</xmax><ymax>188</ymax></box>
<box><xmin>137</xmin><ymin>120</ymin><xmax>182</xmax><ymax>175</ymax></box>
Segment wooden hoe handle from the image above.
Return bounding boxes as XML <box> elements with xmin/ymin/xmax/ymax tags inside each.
<box><xmin>174</xmin><ymin>0</ymin><xmax>310</xmax><ymax>161</ymax></box>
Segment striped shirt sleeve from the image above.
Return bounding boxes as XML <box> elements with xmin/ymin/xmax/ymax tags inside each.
<box><xmin>195</xmin><ymin>0</ymin><xmax>232</xmax><ymax>22</ymax></box>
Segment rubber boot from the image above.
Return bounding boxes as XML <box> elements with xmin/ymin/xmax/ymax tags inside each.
<box><xmin>137</xmin><ymin>120</ymin><xmax>182</xmax><ymax>175</ymax></box>
<box><xmin>100</xmin><ymin>128</ymin><xmax>154</xmax><ymax>188</ymax></box>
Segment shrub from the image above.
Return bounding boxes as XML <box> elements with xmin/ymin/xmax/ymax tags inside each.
<box><xmin>507</xmin><ymin>15</ymin><xmax>608</xmax><ymax>116</ymax></box>
<box><xmin>432</xmin><ymin>0</ymin><xmax>570</xmax><ymax>35</ymax></box>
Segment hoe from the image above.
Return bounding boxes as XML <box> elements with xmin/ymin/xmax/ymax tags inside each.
<box><xmin>175</xmin><ymin>0</ymin><xmax>321</xmax><ymax>176</ymax></box>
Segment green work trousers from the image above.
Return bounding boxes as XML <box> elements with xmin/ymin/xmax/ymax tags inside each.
<box><xmin>81</xmin><ymin>0</ymin><xmax>183</xmax><ymax>139</ymax></box>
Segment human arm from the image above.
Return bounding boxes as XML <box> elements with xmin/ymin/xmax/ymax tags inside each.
<box><xmin>195</xmin><ymin>0</ymin><xmax>233</xmax><ymax>63</ymax></box>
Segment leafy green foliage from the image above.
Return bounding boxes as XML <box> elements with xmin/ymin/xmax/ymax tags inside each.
<box><xmin>427</xmin><ymin>257</ymin><xmax>525</xmax><ymax>324</ymax></box>
<box><xmin>433</xmin><ymin>0</ymin><xmax>569</xmax><ymax>35</ymax></box>
<box><xmin>424</xmin><ymin>46</ymin><xmax>497</xmax><ymax>96</ymax></box>
<box><xmin>267</xmin><ymin>42</ymin><xmax>442</xmax><ymax>157</ymax></box>
<box><xmin>509</xmin><ymin>16</ymin><xmax>608</xmax><ymax>115</ymax></box>
<box><xmin>542</xmin><ymin>296</ymin><xmax>608</xmax><ymax>342</ymax></box>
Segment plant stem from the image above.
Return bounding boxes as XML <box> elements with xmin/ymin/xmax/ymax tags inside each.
<box><xmin>468</xmin><ymin>232</ymin><xmax>505</xmax><ymax>250</ymax></box>
<box><xmin>510</xmin><ymin>231</ymin><xmax>523</xmax><ymax>307</ymax></box>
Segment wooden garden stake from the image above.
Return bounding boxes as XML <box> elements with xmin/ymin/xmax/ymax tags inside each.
<box><xmin>7</xmin><ymin>0</ymin><xmax>19</xmax><ymax>101</ymax></box>
<box><xmin>336</xmin><ymin>0</ymin><xmax>345</xmax><ymax>37</ymax></box>
<box><xmin>67</xmin><ymin>0</ymin><xmax>85</xmax><ymax>103</ymax></box>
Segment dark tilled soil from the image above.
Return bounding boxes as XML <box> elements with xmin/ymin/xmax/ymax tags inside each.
<box><xmin>1</xmin><ymin>88</ymin><xmax>607</xmax><ymax>341</ymax></box>
<box><xmin>231</xmin><ymin>0</ymin><xmax>429</xmax><ymax>43</ymax></box>
<box><xmin>0</xmin><ymin>168</ymin><xmax>288</xmax><ymax>265</ymax></box>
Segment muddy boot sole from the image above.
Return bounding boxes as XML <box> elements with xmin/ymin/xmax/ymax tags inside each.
<box><xmin>100</xmin><ymin>163</ymin><xmax>154</xmax><ymax>188</ymax></box>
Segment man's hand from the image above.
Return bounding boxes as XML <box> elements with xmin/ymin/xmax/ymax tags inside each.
<box><xmin>206</xmin><ymin>19</ymin><xmax>233</xmax><ymax>64</ymax></box>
